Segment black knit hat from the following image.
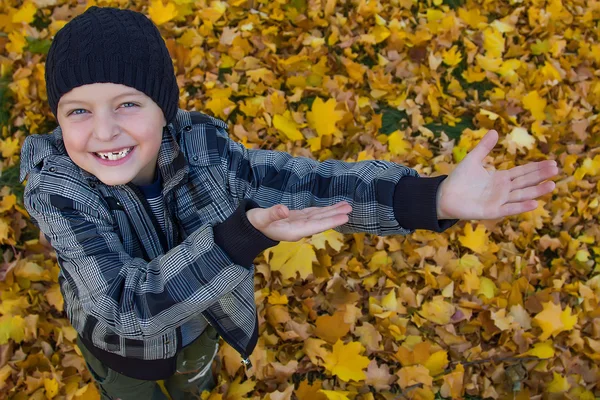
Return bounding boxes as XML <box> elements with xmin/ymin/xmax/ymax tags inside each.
<box><xmin>45</xmin><ymin>6</ymin><xmax>179</xmax><ymax>124</ymax></box>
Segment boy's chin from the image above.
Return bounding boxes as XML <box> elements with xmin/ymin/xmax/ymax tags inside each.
<box><xmin>94</xmin><ymin>173</ymin><xmax>133</xmax><ymax>187</ymax></box>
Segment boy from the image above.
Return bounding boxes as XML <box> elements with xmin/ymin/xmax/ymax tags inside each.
<box><xmin>19</xmin><ymin>6</ymin><xmax>559</xmax><ymax>400</ymax></box>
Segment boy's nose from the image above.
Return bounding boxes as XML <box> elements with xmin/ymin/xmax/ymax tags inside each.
<box><xmin>93</xmin><ymin>120</ymin><xmax>121</xmax><ymax>141</ymax></box>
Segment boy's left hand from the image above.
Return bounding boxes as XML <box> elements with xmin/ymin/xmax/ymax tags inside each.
<box><xmin>436</xmin><ymin>130</ymin><xmax>560</xmax><ymax>221</ymax></box>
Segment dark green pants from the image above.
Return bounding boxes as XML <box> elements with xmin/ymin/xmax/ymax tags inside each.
<box><xmin>77</xmin><ymin>326</ymin><xmax>220</xmax><ymax>400</ymax></box>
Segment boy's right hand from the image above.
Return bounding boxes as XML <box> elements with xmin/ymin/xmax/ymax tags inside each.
<box><xmin>246</xmin><ymin>201</ymin><xmax>352</xmax><ymax>242</ymax></box>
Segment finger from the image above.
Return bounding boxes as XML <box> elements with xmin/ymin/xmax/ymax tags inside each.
<box><xmin>290</xmin><ymin>205</ymin><xmax>351</xmax><ymax>222</ymax></box>
<box><xmin>291</xmin><ymin>201</ymin><xmax>351</xmax><ymax>217</ymax></box>
<box><xmin>507</xmin><ymin>180</ymin><xmax>556</xmax><ymax>203</ymax></box>
<box><xmin>268</xmin><ymin>205</ymin><xmax>289</xmax><ymax>223</ymax></box>
<box><xmin>510</xmin><ymin>164</ymin><xmax>559</xmax><ymax>190</ymax></box>
<box><xmin>289</xmin><ymin>214</ymin><xmax>350</xmax><ymax>238</ymax></box>
<box><xmin>466</xmin><ymin>130</ymin><xmax>498</xmax><ymax>164</ymax></box>
<box><xmin>499</xmin><ymin>200</ymin><xmax>538</xmax><ymax>217</ymax></box>
<box><xmin>303</xmin><ymin>202</ymin><xmax>352</xmax><ymax>220</ymax></box>
<box><xmin>298</xmin><ymin>205</ymin><xmax>352</xmax><ymax>220</ymax></box>
<box><xmin>305</xmin><ymin>214</ymin><xmax>350</xmax><ymax>235</ymax></box>
<box><xmin>508</xmin><ymin>160</ymin><xmax>557</xmax><ymax>181</ymax></box>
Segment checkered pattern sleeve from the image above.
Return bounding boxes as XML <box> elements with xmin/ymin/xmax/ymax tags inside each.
<box><xmin>215</xmin><ymin>126</ymin><xmax>431</xmax><ymax>237</ymax></box>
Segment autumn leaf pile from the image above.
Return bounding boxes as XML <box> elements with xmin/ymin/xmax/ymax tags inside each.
<box><xmin>1</xmin><ymin>0</ymin><xmax>600</xmax><ymax>399</ymax></box>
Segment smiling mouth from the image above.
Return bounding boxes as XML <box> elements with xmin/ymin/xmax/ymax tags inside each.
<box><xmin>93</xmin><ymin>146</ymin><xmax>135</xmax><ymax>160</ymax></box>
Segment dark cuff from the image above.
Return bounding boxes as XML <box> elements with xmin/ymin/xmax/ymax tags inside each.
<box><xmin>213</xmin><ymin>198</ymin><xmax>279</xmax><ymax>268</ymax></box>
<box><xmin>393</xmin><ymin>175</ymin><xmax>460</xmax><ymax>233</ymax></box>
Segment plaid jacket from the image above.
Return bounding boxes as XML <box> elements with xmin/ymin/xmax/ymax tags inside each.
<box><xmin>20</xmin><ymin>109</ymin><xmax>458</xmax><ymax>376</ymax></box>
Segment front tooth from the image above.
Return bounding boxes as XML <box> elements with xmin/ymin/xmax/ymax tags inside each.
<box><xmin>99</xmin><ymin>147</ymin><xmax>130</xmax><ymax>160</ymax></box>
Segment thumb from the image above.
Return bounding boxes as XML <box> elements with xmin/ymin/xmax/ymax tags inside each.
<box><xmin>466</xmin><ymin>129</ymin><xmax>498</xmax><ymax>164</ymax></box>
<box><xmin>268</xmin><ymin>204</ymin><xmax>288</xmax><ymax>223</ymax></box>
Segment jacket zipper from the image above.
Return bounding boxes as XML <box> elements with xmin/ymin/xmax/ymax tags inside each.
<box><xmin>203</xmin><ymin>313</ymin><xmax>254</xmax><ymax>370</ymax></box>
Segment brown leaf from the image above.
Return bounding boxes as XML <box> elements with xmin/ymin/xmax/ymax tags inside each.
<box><xmin>0</xmin><ymin>343</ymin><xmax>12</xmax><ymax>368</ymax></box>
<box><xmin>364</xmin><ymin>360</ymin><xmax>393</xmax><ymax>391</ymax></box>
<box><xmin>313</xmin><ymin>311</ymin><xmax>350</xmax><ymax>344</ymax></box>
<box><xmin>61</xmin><ymin>352</ymin><xmax>86</xmax><ymax>373</ymax></box>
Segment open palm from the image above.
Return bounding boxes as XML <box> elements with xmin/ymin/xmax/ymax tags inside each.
<box><xmin>437</xmin><ymin>130</ymin><xmax>560</xmax><ymax>221</ymax></box>
<box><xmin>246</xmin><ymin>202</ymin><xmax>352</xmax><ymax>242</ymax></box>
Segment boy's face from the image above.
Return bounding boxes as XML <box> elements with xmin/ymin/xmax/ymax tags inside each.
<box><xmin>56</xmin><ymin>83</ymin><xmax>166</xmax><ymax>187</ymax></box>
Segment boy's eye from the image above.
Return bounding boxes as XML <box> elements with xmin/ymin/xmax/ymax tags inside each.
<box><xmin>68</xmin><ymin>102</ymin><xmax>138</xmax><ymax>116</ymax></box>
<box><xmin>70</xmin><ymin>109</ymin><xmax>87</xmax><ymax>116</ymax></box>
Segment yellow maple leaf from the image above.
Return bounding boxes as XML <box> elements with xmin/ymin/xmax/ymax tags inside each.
<box><xmin>547</xmin><ymin>371</ymin><xmax>570</xmax><ymax>393</ymax></box>
<box><xmin>0</xmin><ymin>218</ymin><xmax>12</xmax><ymax>244</ymax></box>
<box><xmin>388</xmin><ymin>130</ymin><xmax>410</xmax><ymax>155</ymax></box>
<box><xmin>323</xmin><ymin>340</ymin><xmax>370</xmax><ymax>382</ymax></box>
<box><xmin>497</xmin><ymin>59</ymin><xmax>521</xmax><ymax>83</ymax></box>
<box><xmin>148</xmin><ymin>0</ymin><xmax>178</xmax><ymax>26</ymax></box>
<box><xmin>307</xmin><ymin>98</ymin><xmax>344</xmax><ymax>137</ymax></box>
<box><xmin>62</xmin><ymin>326</ymin><xmax>78</xmax><ymax>342</ymax></box>
<box><xmin>45</xmin><ymin>284</ymin><xmax>64</xmax><ymax>311</ymax></box>
<box><xmin>199</xmin><ymin>1</ymin><xmax>227</xmax><ymax>23</ymax></box>
<box><xmin>523</xmin><ymin>90</ymin><xmax>547</xmax><ymax>121</ymax></box>
<box><xmin>1</xmin><ymin>137</ymin><xmax>20</xmax><ymax>158</ymax></box>
<box><xmin>419</xmin><ymin>296</ymin><xmax>455</xmax><ymax>325</ymax></box>
<box><xmin>225</xmin><ymin>375</ymin><xmax>255</xmax><ymax>400</ymax></box>
<box><xmin>12</xmin><ymin>2</ymin><xmax>36</xmax><ymax>24</ymax></box>
<box><xmin>73</xmin><ymin>383</ymin><xmax>100</xmax><ymax>400</ymax></box>
<box><xmin>483</xmin><ymin>27</ymin><xmax>505</xmax><ymax>58</ymax></box>
<box><xmin>319</xmin><ymin>390</ymin><xmax>351</xmax><ymax>400</ymax></box>
<box><xmin>547</xmin><ymin>0</ymin><xmax>566</xmax><ymax>19</ymax></box>
<box><xmin>524</xmin><ymin>341</ymin><xmax>555</xmax><ymax>359</ymax></box>
<box><xmin>531</xmin><ymin>39</ymin><xmax>551</xmax><ymax>55</ymax></box>
<box><xmin>304</xmin><ymin>338</ymin><xmax>329</xmax><ymax>366</ymax></box>
<box><xmin>423</xmin><ymin>350</ymin><xmax>448</xmax><ymax>376</ymax></box>
<box><xmin>442</xmin><ymin>46</ymin><xmax>462</xmax><ymax>67</ymax></box>
<box><xmin>458</xmin><ymin>223</ymin><xmax>489</xmax><ymax>254</ymax></box>
<box><xmin>505</xmin><ymin>127</ymin><xmax>536</xmax><ymax>154</ymax></box>
<box><xmin>0</xmin><ymin>194</ymin><xmax>16</xmax><ymax>213</ymax></box>
<box><xmin>0</xmin><ymin>315</ymin><xmax>25</xmax><ymax>344</ymax></box>
<box><xmin>273</xmin><ymin>111</ymin><xmax>304</xmax><ymax>142</ymax></box>
<box><xmin>533</xmin><ymin>301</ymin><xmax>577</xmax><ymax>340</ymax></box>
<box><xmin>341</xmin><ymin>57</ymin><xmax>366</xmax><ymax>83</ymax></box>
<box><xmin>462</xmin><ymin>67</ymin><xmax>486</xmax><ymax>83</ymax></box>
<box><xmin>478</xmin><ymin>277</ymin><xmax>497</xmax><ymax>299</ymax></box>
<box><xmin>475</xmin><ymin>54</ymin><xmax>502</xmax><ymax>72</ymax></box>
<box><xmin>44</xmin><ymin>377</ymin><xmax>59</xmax><ymax>399</ymax></box>
<box><xmin>440</xmin><ymin>363</ymin><xmax>464</xmax><ymax>398</ymax></box>
<box><xmin>266</xmin><ymin>240</ymin><xmax>316</xmax><ymax>280</ymax></box>
<box><xmin>267</xmin><ymin>291</ymin><xmax>288</xmax><ymax>305</ymax></box>
<box><xmin>0</xmin><ymin>295</ymin><xmax>29</xmax><ymax>315</ymax></box>
<box><xmin>460</xmin><ymin>269</ymin><xmax>480</xmax><ymax>294</ymax></box>
<box><xmin>457</xmin><ymin>9</ymin><xmax>487</xmax><ymax>28</ymax></box>
<box><xmin>543</xmin><ymin>63</ymin><xmax>563</xmax><ymax>84</ymax></box>
<box><xmin>574</xmin><ymin>155</ymin><xmax>600</xmax><ymax>179</ymax></box>
<box><xmin>205</xmin><ymin>88</ymin><xmax>236</xmax><ymax>119</ymax></box>
<box><xmin>310</xmin><ymin>229</ymin><xmax>345</xmax><ymax>252</ymax></box>
<box><xmin>14</xmin><ymin>260</ymin><xmax>48</xmax><ymax>281</ymax></box>
<box><xmin>314</xmin><ymin>311</ymin><xmax>351</xmax><ymax>344</ymax></box>
<box><xmin>559</xmin><ymin>305</ymin><xmax>578</xmax><ymax>332</ymax></box>
<box><xmin>367</xmin><ymin>250</ymin><xmax>392</xmax><ymax>272</ymax></box>
<box><xmin>6</xmin><ymin>30</ymin><xmax>26</xmax><ymax>54</ymax></box>
<box><xmin>490</xmin><ymin>308</ymin><xmax>513</xmax><ymax>330</ymax></box>
<box><xmin>371</xmin><ymin>25</ymin><xmax>390</xmax><ymax>43</ymax></box>
<box><xmin>397</xmin><ymin>365</ymin><xmax>433</xmax><ymax>389</ymax></box>
<box><xmin>240</xmin><ymin>96</ymin><xmax>265</xmax><ymax>118</ymax></box>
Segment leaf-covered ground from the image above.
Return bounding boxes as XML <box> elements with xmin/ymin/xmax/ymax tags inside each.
<box><xmin>1</xmin><ymin>0</ymin><xmax>599</xmax><ymax>399</ymax></box>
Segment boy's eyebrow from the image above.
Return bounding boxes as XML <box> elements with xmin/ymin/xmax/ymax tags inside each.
<box><xmin>59</xmin><ymin>91</ymin><xmax>143</xmax><ymax>107</ymax></box>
